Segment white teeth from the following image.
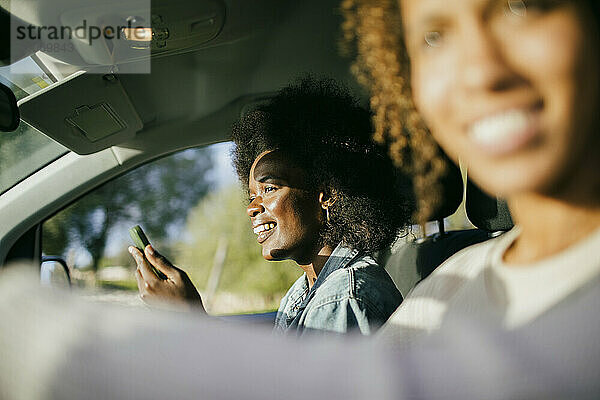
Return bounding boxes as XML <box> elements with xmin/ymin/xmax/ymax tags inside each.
<box><xmin>469</xmin><ymin>109</ymin><xmax>530</xmax><ymax>147</ymax></box>
<box><xmin>253</xmin><ymin>223</ymin><xmax>276</xmax><ymax>235</ymax></box>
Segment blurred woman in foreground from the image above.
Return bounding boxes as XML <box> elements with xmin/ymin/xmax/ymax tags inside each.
<box><xmin>342</xmin><ymin>0</ymin><xmax>600</xmax><ymax>344</ymax></box>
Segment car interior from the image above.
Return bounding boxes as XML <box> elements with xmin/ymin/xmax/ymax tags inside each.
<box><xmin>0</xmin><ymin>0</ymin><xmax>513</xmax><ymax>321</ymax></box>
<box><xmin>381</xmin><ymin>154</ymin><xmax>513</xmax><ymax>298</ymax></box>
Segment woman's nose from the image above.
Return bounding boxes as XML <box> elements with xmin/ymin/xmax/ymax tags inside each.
<box><xmin>247</xmin><ymin>197</ymin><xmax>265</xmax><ymax>217</ymax></box>
<box><xmin>459</xmin><ymin>22</ymin><xmax>520</xmax><ymax>93</ymax></box>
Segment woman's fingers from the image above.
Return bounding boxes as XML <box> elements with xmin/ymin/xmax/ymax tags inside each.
<box><xmin>144</xmin><ymin>245</ymin><xmax>178</xmax><ymax>280</ymax></box>
<box><xmin>130</xmin><ymin>248</ymin><xmax>155</xmax><ymax>305</ymax></box>
<box><xmin>129</xmin><ymin>245</ymin><xmax>204</xmax><ymax>311</ymax></box>
<box><xmin>134</xmin><ymin>267</ymin><xmax>144</xmax><ymax>291</ymax></box>
<box><xmin>129</xmin><ymin>246</ymin><xmax>159</xmax><ymax>285</ymax></box>
<box><xmin>134</xmin><ymin>268</ymin><xmax>150</xmax><ymax>302</ymax></box>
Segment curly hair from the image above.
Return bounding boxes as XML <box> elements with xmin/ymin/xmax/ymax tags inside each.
<box><xmin>230</xmin><ymin>76</ymin><xmax>413</xmax><ymax>253</ymax></box>
<box><xmin>340</xmin><ymin>0</ymin><xmax>447</xmax><ymax>224</ymax></box>
<box><xmin>341</xmin><ymin>0</ymin><xmax>600</xmax><ymax>223</ymax></box>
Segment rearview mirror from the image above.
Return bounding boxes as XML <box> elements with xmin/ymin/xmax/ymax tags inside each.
<box><xmin>0</xmin><ymin>81</ymin><xmax>19</xmax><ymax>132</ymax></box>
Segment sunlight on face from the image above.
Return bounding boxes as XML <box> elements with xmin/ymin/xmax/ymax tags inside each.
<box><xmin>247</xmin><ymin>150</ymin><xmax>323</xmax><ymax>263</ymax></box>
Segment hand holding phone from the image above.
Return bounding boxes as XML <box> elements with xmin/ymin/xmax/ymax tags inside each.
<box><xmin>129</xmin><ymin>226</ymin><xmax>205</xmax><ymax>311</ymax></box>
<box><xmin>129</xmin><ymin>225</ymin><xmax>168</xmax><ymax>280</ymax></box>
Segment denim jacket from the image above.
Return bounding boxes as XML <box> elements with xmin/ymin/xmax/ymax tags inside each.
<box><xmin>273</xmin><ymin>243</ymin><xmax>402</xmax><ymax>336</ymax></box>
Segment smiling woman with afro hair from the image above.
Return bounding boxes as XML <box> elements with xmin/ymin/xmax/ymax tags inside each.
<box><xmin>229</xmin><ymin>76</ymin><xmax>412</xmax><ymax>335</ymax></box>
<box><xmin>231</xmin><ymin>76</ymin><xmax>413</xmax><ymax>254</ymax></box>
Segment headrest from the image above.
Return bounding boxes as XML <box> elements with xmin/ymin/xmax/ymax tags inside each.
<box><xmin>428</xmin><ymin>155</ymin><xmax>464</xmax><ymax>221</ymax></box>
<box><xmin>465</xmin><ymin>180</ymin><xmax>514</xmax><ymax>232</ymax></box>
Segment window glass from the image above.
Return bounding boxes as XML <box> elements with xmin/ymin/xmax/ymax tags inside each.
<box><xmin>42</xmin><ymin>142</ymin><xmax>301</xmax><ymax>314</ymax></box>
<box><xmin>0</xmin><ymin>53</ymin><xmax>82</xmax><ymax>194</ymax></box>
<box><xmin>0</xmin><ymin>120</ymin><xmax>68</xmax><ymax>194</ymax></box>
<box><xmin>0</xmin><ymin>53</ymin><xmax>82</xmax><ymax>100</ymax></box>
<box><xmin>0</xmin><ymin>56</ymin><xmax>55</xmax><ymax>100</ymax></box>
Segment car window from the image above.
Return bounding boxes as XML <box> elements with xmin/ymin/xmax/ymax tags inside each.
<box><xmin>0</xmin><ymin>56</ymin><xmax>54</xmax><ymax>100</ymax></box>
<box><xmin>42</xmin><ymin>142</ymin><xmax>301</xmax><ymax>314</ymax></box>
<box><xmin>0</xmin><ymin>53</ymin><xmax>82</xmax><ymax>194</ymax></box>
<box><xmin>0</xmin><ymin>120</ymin><xmax>68</xmax><ymax>194</ymax></box>
<box><xmin>0</xmin><ymin>53</ymin><xmax>81</xmax><ymax>100</ymax></box>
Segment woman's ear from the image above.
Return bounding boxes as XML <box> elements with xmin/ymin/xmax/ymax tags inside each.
<box><xmin>319</xmin><ymin>192</ymin><xmax>326</xmax><ymax>208</ymax></box>
<box><xmin>319</xmin><ymin>189</ymin><xmax>338</xmax><ymax>209</ymax></box>
<box><xmin>319</xmin><ymin>191</ymin><xmax>336</xmax><ymax>223</ymax></box>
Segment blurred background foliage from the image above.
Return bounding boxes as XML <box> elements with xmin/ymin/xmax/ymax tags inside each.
<box><xmin>44</xmin><ymin>147</ymin><xmax>213</xmax><ymax>273</ymax></box>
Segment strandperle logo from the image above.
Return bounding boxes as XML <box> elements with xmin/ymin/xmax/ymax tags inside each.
<box><xmin>9</xmin><ymin>1</ymin><xmax>151</xmax><ymax>74</ymax></box>
<box><xmin>14</xmin><ymin>19</ymin><xmax>149</xmax><ymax>46</ymax></box>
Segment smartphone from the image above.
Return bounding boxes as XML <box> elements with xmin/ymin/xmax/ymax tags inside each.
<box><xmin>129</xmin><ymin>225</ymin><xmax>167</xmax><ymax>280</ymax></box>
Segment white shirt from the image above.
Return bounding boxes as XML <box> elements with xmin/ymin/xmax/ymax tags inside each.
<box><xmin>378</xmin><ymin>226</ymin><xmax>600</xmax><ymax>347</ymax></box>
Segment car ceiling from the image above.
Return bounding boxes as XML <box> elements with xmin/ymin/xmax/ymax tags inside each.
<box><xmin>4</xmin><ymin>0</ymin><xmax>364</xmax><ymax>151</ymax></box>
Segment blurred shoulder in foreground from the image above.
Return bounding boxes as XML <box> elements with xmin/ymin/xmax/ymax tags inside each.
<box><xmin>1</xmin><ymin>262</ymin><xmax>599</xmax><ymax>400</ymax></box>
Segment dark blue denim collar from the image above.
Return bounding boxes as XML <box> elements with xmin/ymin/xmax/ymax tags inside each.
<box><xmin>309</xmin><ymin>243</ymin><xmax>360</xmax><ymax>294</ymax></box>
<box><xmin>286</xmin><ymin>243</ymin><xmax>361</xmax><ymax>329</ymax></box>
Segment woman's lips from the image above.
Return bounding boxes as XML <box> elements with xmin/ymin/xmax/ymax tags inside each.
<box><xmin>254</xmin><ymin>222</ymin><xmax>277</xmax><ymax>244</ymax></box>
<box><xmin>467</xmin><ymin>108</ymin><xmax>541</xmax><ymax>156</ymax></box>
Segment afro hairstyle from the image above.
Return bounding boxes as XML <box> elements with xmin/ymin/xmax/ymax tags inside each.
<box><xmin>231</xmin><ymin>76</ymin><xmax>413</xmax><ymax>253</ymax></box>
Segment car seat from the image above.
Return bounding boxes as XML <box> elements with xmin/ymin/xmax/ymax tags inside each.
<box><xmin>382</xmin><ymin>158</ymin><xmax>514</xmax><ymax>298</ymax></box>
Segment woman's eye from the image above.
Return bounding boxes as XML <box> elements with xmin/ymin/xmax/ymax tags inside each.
<box><xmin>264</xmin><ymin>186</ymin><xmax>277</xmax><ymax>193</ymax></box>
<box><xmin>423</xmin><ymin>30</ymin><xmax>443</xmax><ymax>48</ymax></box>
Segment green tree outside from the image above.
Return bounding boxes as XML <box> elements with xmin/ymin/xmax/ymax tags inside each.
<box><xmin>43</xmin><ymin>147</ymin><xmax>214</xmax><ymax>273</ymax></box>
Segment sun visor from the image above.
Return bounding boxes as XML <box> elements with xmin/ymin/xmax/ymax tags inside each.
<box><xmin>18</xmin><ymin>71</ymin><xmax>142</xmax><ymax>154</ymax></box>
